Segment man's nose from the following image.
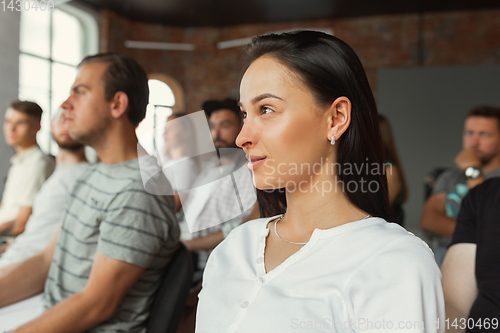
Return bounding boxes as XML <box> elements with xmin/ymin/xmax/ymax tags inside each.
<box><xmin>211</xmin><ymin>127</ymin><xmax>219</xmax><ymax>141</ymax></box>
<box><xmin>471</xmin><ymin>135</ymin><xmax>480</xmax><ymax>146</ymax></box>
<box><xmin>60</xmin><ymin>97</ymin><xmax>72</xmax><ymax>111</ymax></box>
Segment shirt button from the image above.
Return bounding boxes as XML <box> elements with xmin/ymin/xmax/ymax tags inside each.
<box><xmin>257</xmin><ymin>277</ymin><xmax>265</xmax><ymax>284</ymax></box>
<box><xmin>256</xmin><ymin>257</ymin><xmax>263</xmax><ymax>264</ymax></box>
<box><xmin>241</xmin><ymin>301</ymin><xmax>249</xmax><ymax>309</ymax></box>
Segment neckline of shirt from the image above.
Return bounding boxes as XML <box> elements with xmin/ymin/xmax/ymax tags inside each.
<box><xmin>11</xmin><ymin>144</ymin><xmax>41</xmax><ymax>164</ymax></box>
<box><xmin>256</xmin><ymin>214</ymin><xmax>384</xmax><ymax>279</ymax></box>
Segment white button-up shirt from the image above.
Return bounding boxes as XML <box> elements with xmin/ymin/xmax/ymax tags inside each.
<box><xmin>0</xmin><ymin>145</ymin><xmax>55</xmax><ymax>224</ymax></box>
<box><xmin>196</xmin><ymin>216</ymin><xmax>444</xmax><ymax>333</ymax></box>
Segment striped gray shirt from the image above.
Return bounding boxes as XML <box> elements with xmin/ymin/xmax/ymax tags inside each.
<box><xmin>43</xmin><ymin>158</ymin><xmax>180</xmax><ymax>333</ymax></box>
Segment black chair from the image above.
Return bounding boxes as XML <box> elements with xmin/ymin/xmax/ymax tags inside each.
<box><xmin>147</xmin><ymin>243</ymin><xmax>194</xmax><ymax>333</ymax></box>
<box><xmin>424</xmin><ymin>167</ymin><xmax>449</xmax><ymax>201</ymax></box>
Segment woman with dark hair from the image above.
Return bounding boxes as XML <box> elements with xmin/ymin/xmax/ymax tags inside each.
<box><xmin>196</xmin><ymin>31</ymin><xmax>443</xmax><ymax>332</ymax></box>
<box><xmin>378</xmin><ymin>114</ymin><xmax>409</xmax><ymax>226</ymax></box>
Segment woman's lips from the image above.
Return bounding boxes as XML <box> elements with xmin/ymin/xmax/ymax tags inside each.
<box><xmin>247</xmin><ymin>156</ymin><xmax>267</xmax><ymax>170</ymax></box>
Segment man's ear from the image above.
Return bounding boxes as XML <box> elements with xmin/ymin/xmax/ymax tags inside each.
<box><xmin>110</xmin><ymin>91</ymin><xmax>129</xmax><ymax>120</ymax></box>
<box><xmin>326</xmin><ymin>96</ymin><xmax>352</xmax><ymax>143</ymax></box>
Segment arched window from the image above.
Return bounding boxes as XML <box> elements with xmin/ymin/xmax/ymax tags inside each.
<box><xmin>136</xmin><ymin>74</ymin><xmax>185</xmax><ymax>157</ymax></box>
<box><xmin>18</xmin><ymin>1</ymin><xmax>98</xmax><ymax>154</ymax></box>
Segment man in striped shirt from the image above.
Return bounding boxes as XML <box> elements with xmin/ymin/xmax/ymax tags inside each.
<box><xmin>0</xmin><ymin>54</ymin><xmax>180</xmax><ymax>333</ymax></box>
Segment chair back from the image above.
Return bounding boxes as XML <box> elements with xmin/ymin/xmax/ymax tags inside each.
<box><xmin>147</xmin><ymin>243</ymin><xmax>193</xmax><ymax>333</ymax></box>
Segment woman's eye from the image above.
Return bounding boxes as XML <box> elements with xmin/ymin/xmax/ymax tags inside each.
<box><xmin>241</xmin><ymin>111</ymin><xmax>247</xmax><ymax>119</ymax></box>
<box><xmin>262</xmin><ymin>107</ymin><xmax>274</xmax><ymax>115</ymax></box>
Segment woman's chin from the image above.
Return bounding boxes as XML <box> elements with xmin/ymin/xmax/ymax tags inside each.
<box><xmin>252</xmin><ymin>178</ymin><xmax>284</xmax><ymax>192</ymax></box>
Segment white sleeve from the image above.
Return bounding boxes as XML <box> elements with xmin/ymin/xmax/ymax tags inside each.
<box><xmin>345</xmin><ymin>237</ymin><xmax>445</xmax><ymax>333</ymax></box>
<box><xmin>17</xmin><ymin>159</ymin><xmax>54</xmax><ymax>207</ymax></box>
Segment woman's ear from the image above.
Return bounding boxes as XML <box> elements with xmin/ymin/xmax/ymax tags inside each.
<box><xmin>326</xmin><ymin>96</ymin><xmax>351</xmax><ymax>144</ymax></box>
<box><xmin>110</xmin><ymin>91</ymin><xmax>129</xmax><ymax>120</ymax></box>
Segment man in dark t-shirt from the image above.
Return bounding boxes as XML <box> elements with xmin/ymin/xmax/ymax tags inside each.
<box><xmin>442</xmin><ymin>177</ymin><xmax>500</xmax><ymax>332</ymax></box>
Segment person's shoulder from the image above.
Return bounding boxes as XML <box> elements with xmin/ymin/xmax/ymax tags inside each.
<box><xmin>485</xmin><ymin>167</ymin><xmax>500</xmax><ymax>179</ymax></box>
<box><xmin>355</xmin><ymin>219</ymin><xmax>437</xmax><ymax>273</ymax></box>
<box><xmin>479</xmin><ymin>176</ymin><xmax>500</xmax><ymax>189</ymax></box>
<box><xmin>431</xmin><ymin>167</ymin><xmax>464</xmax><ymax>195</ymax></box>
<box><xmin>27</xmin><ymin>146</ymin><xmax>54</xmax><ymax>167</ymax></box>
<box><xmin>468</xmin><ymin>176</ymin><xmax>500</xmax><ymax>201</ymax></box>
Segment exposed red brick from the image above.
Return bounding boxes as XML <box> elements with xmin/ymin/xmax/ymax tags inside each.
<box><xmin>101</xmin><ymin>8</ymin><xmax>500</xmax><ymax>111</ymax></box>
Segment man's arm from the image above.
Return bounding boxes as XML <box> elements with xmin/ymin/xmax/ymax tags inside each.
<box><xmin>0</xmin><ymin>206</ymin><xmax>32</xmax><ymax>236</ymax></box>
<box><xmin>0</xmin><ymin>206</ymin><xmax>33</xmax><ymax>236</ymax></box>
<box><xmin>0</xmin><ymin>226</ymin><xmax>59</xmax><ymax>308</ymax></box>
<box><xmin>442</xmin><ymin>243</ymin><xmax>478</xmax><ymax>332</ymax></box>
<box><xmin>183</xmin><ymin>203</ymin><xmax>260</xmax><ymax>252</ymax></box>
<box><xmin>12</xmin><ymin>252</ymin><xmax>146</xmax><ymax>333</ymax></box>
<box><xmin>11</xmin><ymin>206</ymin><xmax>32</xmax><ymax>235</ymax></box>
<box><xmin>420</xmin><ymin>193</ymin><xmax>456</xmax><ymax>237</ymax></box>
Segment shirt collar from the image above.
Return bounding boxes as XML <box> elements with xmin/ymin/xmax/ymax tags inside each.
<box><xmin>10</xmin><ymin>145</ymin><xmax>41</xmax><ymax>164</ymax></box>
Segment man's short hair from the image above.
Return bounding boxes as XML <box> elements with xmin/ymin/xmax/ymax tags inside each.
<box><xmin>467</xmin><ymin>106</ymin><xmax>500</xmax><ymax>132</ymax></box>
<box><xmin>202</xmin><ymin>98</ymin><xmax>240</xmax><ymax>119</ymax></box>
<box><xmin>78</xmin><ymin>53</ymin><xmax>149</xmax><ymax>127</ymax></box>
<box><xmin>8</xmin><ymin>100</ymin><xmax>43</xmax><ymax>122</ymax></box>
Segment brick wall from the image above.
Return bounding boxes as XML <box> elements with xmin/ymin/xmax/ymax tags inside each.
<box><xmin>100</xmin><ymin>9</ymin><xmax>500</xmax><ymax>112</ymax></box>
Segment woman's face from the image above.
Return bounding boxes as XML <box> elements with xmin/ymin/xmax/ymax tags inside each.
<box><xmin>163</xmin><ymin>117</ymin><xmax>184</xmax><ymax>148</ymax></box>
<box><xmin>237</xmin><ymin>56</ymin><xmax>333</xmax><ymax>190</ymax></box>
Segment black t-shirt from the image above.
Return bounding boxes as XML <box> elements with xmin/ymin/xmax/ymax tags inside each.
<box><xmin>451</xmin><ymin>177</ymin><xmax>500</xmax><ymax>332</ymax></box>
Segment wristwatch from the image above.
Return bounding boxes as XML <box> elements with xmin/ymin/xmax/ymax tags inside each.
<box><xmin>464</xmin><ymin>166</ymin><xmax>482</xmax><ymax>179</ymax></box>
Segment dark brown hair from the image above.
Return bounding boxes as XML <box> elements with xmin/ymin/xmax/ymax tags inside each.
<box><xmin>246</xmin><ymin>31</ymin><xmax>393</xmax><ymax>221</ymax></box>
<box><xmin>378</xmin><ymin>114</ymin><xmax>408</xmax><ymax>203</ymax></box>
<box><xmin>9</xmin><ymin>100</ymin><xmax>43</xmax><ymax>122</ymax></box>
<box><xmin>79</xmin><ymin>53</ymin><xmax>149</xmax><ymax>127</ymax></box>
<box><xmin>467</xmin><ymin>105</ymin><xmax>500</xmax><ymax>131</ymax></box>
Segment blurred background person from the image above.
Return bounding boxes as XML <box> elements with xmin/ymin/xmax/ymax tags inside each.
<box><xmin>175</xmin><ymin>99</ymin><xmax>259</xmax><ymax>333</ymax></box>
<box><xmin>379</xmin><ymin>114</ymin><xmax>409</xmax><ymax>226</ymax></box>
<box><xmin>0</xmin><ymin>101</ymin><xmax>55</xmax><ymax>237</ymax></box>
<box><xmin>0</xmin><ymin>108</ymin><xmax>88</xmax><ymax>267</ymax></box>
<box><xmin>162</xmin><ymin>112</ymin><xmax>200</xmax><ymax>212</ymax></box>
<box><xmin>442</xmin><ymin>178</ymin><xmax>500</xmax><ymax>333</ymax></box>
<box><xmin>420</xmin><ymin>106</ymin><xmax>500</xmax><ymax>266</ymax></box>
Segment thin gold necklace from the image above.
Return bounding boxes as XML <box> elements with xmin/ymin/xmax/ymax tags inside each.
<box><xmin>273</xmin><ymin>214</ymin><xmax>372</xmax><ymax>245</ymax></box>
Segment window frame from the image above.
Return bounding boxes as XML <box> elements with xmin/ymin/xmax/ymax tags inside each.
<box><xmin>18</xmin><ymin>2</ymin><xmax>98</xmax><ymax>154</ymax></box>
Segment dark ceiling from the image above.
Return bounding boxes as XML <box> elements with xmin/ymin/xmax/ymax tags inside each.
<box><xmin>75</xmin><ymin>0</ymin><xmax>500</xmax><ymax>27</ymax></box>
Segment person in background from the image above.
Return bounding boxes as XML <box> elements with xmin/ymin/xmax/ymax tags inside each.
<box><xmin>420</xmin><ymin>106</ymin><xmax>500</xmax><ymax>266</ymax></box>
<box><xmin>0</xmin><ymin>53</ymin><xmax>179</xmax><ymax>333</ymax></box>
<box><xmin>378</xmin><ymin>114</ymin><xmax>409</xmax><ymax>226</ymax></box>
<box><xmin>0</xmin><ymin>108</ymin><xmax>88</xmax><ymax>267</ymax></box>
<box><xmin>442</xmin><ymin>178</ymin><xmax>500</xmax><ymax>333</ymax></box>
<box><xmin>0</xmin><ymin>100</ymin><xmax>55</xmax><ymax>236</ymax></box>
<box><xmin>175</xmin><ymin>99</ymin><xmax>259</xmax><ymax>333</ymax></box>
<box><xmin>180</xmin><ymin>98</ymin><xmax>259</xmax><ymax>271</ymax></box>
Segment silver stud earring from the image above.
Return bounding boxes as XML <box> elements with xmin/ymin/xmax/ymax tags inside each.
<box><xmin>330</xmin><ymin>135</ymin><xmax>336</xmax><ymax>146</ymax></box>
